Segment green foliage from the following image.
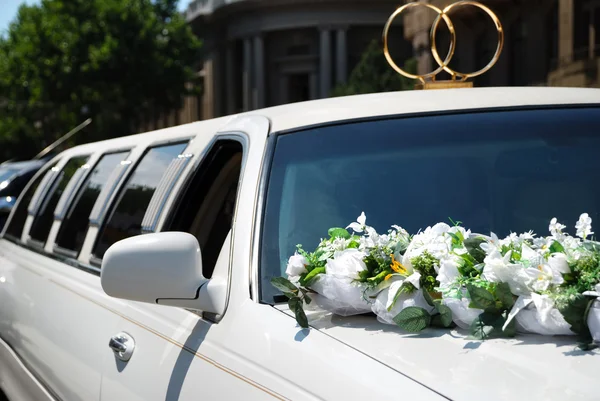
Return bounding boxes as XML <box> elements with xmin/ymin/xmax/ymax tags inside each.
<box><xmin>300</xmin><ymin>267</ymin><xmax>326</xmax><ymax>287</ymax></box>
<box><xmin>556</xmin><ymin>294</ymin><xmax>594</xmax><ymax>337</ymax></box>
<box><xmin>0</xmin><ymin>0</ymin><xmax>202</xmax><ymax>161</ymax></box>
<box><xmin>328</xmin><ymin>227</ymin><xmax>351</xmax><ymax>240</ymax></box>
<box><xmin>271</xmin><ymin>277</ymin><xmax>311</xmax><ymax>329</ymax></box>
<box><xmin>410</xmin><ymin>251</ymin><xmax>440</xmax><ymax>293</ymax></box>
<box><xmin>469</xmin><ymin>311</ymin><xmax>515</xmax><ymax>340</ymax></box>
<box><xmin>393</xmin><ymin>307</ymin><xmax>431</xmax><ymax>333</ymax></box>
<box><xmin>331</xmin><ymin>40</ymin><xmax>417</xmax><ymax>97</ymax></box>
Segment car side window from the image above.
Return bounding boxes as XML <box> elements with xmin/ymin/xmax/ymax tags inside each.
<box><xmin>54</xmin><ymin>151</ymin><xmax>130</xmax><ymax>257</ymax></box>
<box><xmin>3</xmin><ymin>161</ymin><xmax>59</xmax><ymax>241</ymax></box>
<box><xmin>29</xmin><ymin>156</ymin><xmax>90</xmax><ymax>245</ymax></box>
<box><xmin>166</xmin><ymin>139</ymin><xmax>243</xmax><ymax>278</ymax></box>
<box><xmin>92</xmin><ymin>142</ymin><xmax>188</xmax><ymax>261</ymax></box>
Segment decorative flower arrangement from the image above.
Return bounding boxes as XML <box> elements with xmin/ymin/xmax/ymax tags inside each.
<box><xmin>271</xmin><ymin>212</ymin><xmax>600</xmax><ymax>348</ymax></box>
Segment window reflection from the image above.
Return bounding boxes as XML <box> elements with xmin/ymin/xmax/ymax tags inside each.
<box><xmin>55</xmin><ymin>151</ymin><xmax>129</xmax><ymax>256</ymax></box>
<box><xmin>93</xmin><ymin>142</ymin><xmax>188</xmax><ymax>260</ymax></box>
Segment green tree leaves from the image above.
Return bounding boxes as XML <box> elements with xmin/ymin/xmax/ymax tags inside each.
<box><xmin>0</xmin><ymin>0</ymin><xmax>202</xmax><ymax>161</ymax></box>
<box><xmin>331</xmin><ymin>40</ymin><xmax>416</xmax><ymax>97</ymax></box>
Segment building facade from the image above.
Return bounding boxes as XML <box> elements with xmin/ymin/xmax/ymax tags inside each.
<box><xmin>143</xmin><ymin>0</ymin><xmax>600</xmax><ymax>132</ymax></box>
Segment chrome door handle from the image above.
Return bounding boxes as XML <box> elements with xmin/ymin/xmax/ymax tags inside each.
<box><xmin>109</xmin><ymin>332</ymin><xmax>135</xmax><ymax>362</ymax></box>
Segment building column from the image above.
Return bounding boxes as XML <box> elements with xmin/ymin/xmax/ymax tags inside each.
<box><xmin>335</xmin><ymin>28</ymin><xmax>348</xmax><ymax>84</ymax></box>
<box><xmin>253</xmin><ymin>34</ymin><xmax>266</xmax><ymax>109</ymax></box>
<box><xmin>559</xmin><ymin>0</ymin><xmax>574</xmax><ymax>65</ymax></box>
<box><xmin>243</xmin><ymin>38</ymin><xmax>252</xmax><ymax>111</ymax></box>
<box><xmin>226</xmin><ymin>43</ymin><xmax>236</xmax><ymax>114</ymax></box>
<box><xmin>319</xmin><ymin>28</ymin><xmax>332</xmax><ymax>98</ymax></box>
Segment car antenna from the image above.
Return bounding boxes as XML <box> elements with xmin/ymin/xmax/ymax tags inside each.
<box><xmin>33</xmin><ymin>118</ymin><xmax>92</xmax><ymax>160</ymax></box>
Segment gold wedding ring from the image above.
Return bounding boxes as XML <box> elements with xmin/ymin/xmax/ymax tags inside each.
<box><xmin>382</xmin><ymin>1</ymin><xmax>504</xmax><ymax>87</ymax></box>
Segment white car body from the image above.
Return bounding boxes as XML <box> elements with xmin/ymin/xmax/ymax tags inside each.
<box><xmin>1</xmin><ymin>87</ymin><xmax>600</xmax><ymax>401</ymax></box>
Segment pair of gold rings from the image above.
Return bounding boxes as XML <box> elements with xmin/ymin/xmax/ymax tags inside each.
<box><xmin>383</xmin><ymin>1</ymin><xmax>504</xmax><ymax>83</ymax></box>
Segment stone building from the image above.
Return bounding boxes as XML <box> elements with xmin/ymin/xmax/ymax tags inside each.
<box><xmin>143</xmin><ymin>0</ymin><xmax>600</xmax><ymax>131</ymax></box>
<box><xmin>142</xmin><ymin>0</ymin><xmax>412</xmax><ymax>130</ymax></box>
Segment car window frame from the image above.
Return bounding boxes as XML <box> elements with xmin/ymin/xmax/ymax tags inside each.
<box><xmin>52</xmin><ymin>149</ymin><xmax>132</xmax><ymax>260</ymax></box>
<box><xmin>26</xmin><ymin>154</ymin><xmax>92</xmax><ymax>250</ymax></box>
<box><xmin>1</xmin><ymin>157</ymin><xmax>62</xmax><ymax>242</ymax></box>
<box><xmin>88</xmin><ymin>137</ymin><xmax>193</xmax><ymax>266</ymax></box>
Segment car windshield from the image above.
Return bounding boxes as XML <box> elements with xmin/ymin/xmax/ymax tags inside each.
<box><xmin>259</xmin><ymin>106</ymin><xmax>600</xmax><ymax>303</ymax></box>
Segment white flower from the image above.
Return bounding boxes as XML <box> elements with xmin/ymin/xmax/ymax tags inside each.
<box><xmin>576</xmin><ymin>213</ymin><xmax>594</xmax><ymax>239</ymax></box>
<box><xmin>405</xmin><ymin>271</ymin><xmax>422</xmax><ymax>289</ymax></box>
<box><xmin>520</xmin><ymin>231</ymin><xmax>535</xmax><ymax>241</ymax></box>
<box><xmin>532</xmin><ymin>236</ymin><xmax>553</xmax><ymax>253</ymax></box>
<box><xmin>402</xmin><ymin>223</ymin><xmax>452</xmax><ymax>271</ymax></box>
<box><xmin>549</xmin><ymin>217</ymin><xmax>566</xmax><ymax>238</ymax></box>
<box><xmin>347</xmin><ymin>212</ymin><xmax>367</xmax><ymax>233</ymax></box>
<box><xmin>385</xmin><ymin>273</ymin><xmax>423</xmax><ymax>310</ymax></box>
<box><xmin>547</xmin><ymin>252</ymin><xmax>571</xmax><ymax>274</ymax></box>
<box><xmin>480</xmin><ymin>232</ymin><xmax>501</xmax><ymax>255</ymax></box>
<box><xmin>521</xmin><ymin>244</ymin><xmax>564</xmax><ymax>292</ymax></box>
<box><xmin>436</xmin><ymin>254</ymin><xmax>461</xmax><ymax>289</ymax></box>
<box><xmin>286</xmin><ymin>253</ymin><xmax>308</xmax><ymax>278</ymax></box>
<box><xmin>525</xmin><ymin>264</ymin><xmax>564</xmax><ymax>292</ymax></box>
<box><xmin>482</xmin><ymin>250</ymin><xmax>531</xmax><ymax>296</ymax></box>
<box><xmin>499</xmin><ymin>233</ymin><xmax>518</xmax><ymax>248</ymax></box>
<box><xmin>323</xmin><ymin>237</ymin><xmax>352</xmax><ymax>252</ymax></box>
<box><xmin>326</xmin><ymin>249</ymin><xmax>367</xmax><ymax>280</ymax></box>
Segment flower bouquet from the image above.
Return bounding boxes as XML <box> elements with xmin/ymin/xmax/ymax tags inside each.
<box><xmin>272</xmin><ymin>212</ymin><xmax>600</xmax><ymax>348</ymax></box>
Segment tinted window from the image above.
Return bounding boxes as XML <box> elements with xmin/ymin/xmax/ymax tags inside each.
<box><xmin>166</xmin><ymin>140</ymin><xmax>243</xmax><ymax>278</ymax></box>
<box><xmin>29</xmin><ymin>156</ymin><xmax>89</xmax><ymax>244</ymax></box>
<box><xmin>4</xmin><ymin>161</ymin><xmax>58</xmax><ymax>240</ymax></box>
<box><xmin>259</xmin><ymin>107</ymin><xmax>600</xmax><ymax>303</ymax></box>
<box><xmin>55</xmin><ymin>151</ymin><xmax>129</xmax><ymax>256</ymax></box>
<box><xmin>93</xmin><ymin>142</ymin><xmax>188</xmax><ymax>260</ymax></box>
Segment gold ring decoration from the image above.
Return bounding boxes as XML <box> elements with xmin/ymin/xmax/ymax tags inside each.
<box><xmin>382</xmin><ymin>1</ymin><xmax>504</xmax><ymax>89</ymax></box>
<box><xmin>383</xmin><ymin>2</ymin><xmax>456</xmax><ymax>84</ymax></box>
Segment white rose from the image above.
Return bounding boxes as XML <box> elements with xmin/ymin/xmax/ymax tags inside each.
<box><xmin>286</xmin><ymin>253</ymin><xmax>308</xmax><ymax>278</ymax></box>
<box><xmin>326</xmin><ymin>249</ymin><xmax>367</xmax><ymax>280</ymax></box>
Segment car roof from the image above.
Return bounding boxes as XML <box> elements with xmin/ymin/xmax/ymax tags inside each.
<box><xmin>51</xmin><ymin>87</ymin><xmax>600</xmax><ymax>160</ymax></box>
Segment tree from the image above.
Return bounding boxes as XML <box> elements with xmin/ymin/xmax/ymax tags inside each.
<box><xmin>0</xmin><ymin>0</ymin><xmax>202</xmax><ymax>161</ymax></box>
<box><xmin>332</xmin><ymin>39</ymin><xmax>417</xmax><ymax>97</ymax></box>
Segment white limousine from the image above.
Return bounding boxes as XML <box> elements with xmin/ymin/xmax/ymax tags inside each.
<box><xmin>2</xmin><ymin>87</ymin><xmax>600</xmax><ymax>401</ymax></box>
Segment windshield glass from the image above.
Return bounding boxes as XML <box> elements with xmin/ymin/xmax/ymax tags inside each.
<box><xmin>259</xmin><ymin>106</ymin><xmax>600</xmax><ymax>303</ymax></box>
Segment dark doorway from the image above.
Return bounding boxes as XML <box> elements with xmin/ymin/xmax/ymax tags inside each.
<box><xmin>288</xmin><ymin>73</ymin><xmax>310</xmax><ymax>103</ymax></box>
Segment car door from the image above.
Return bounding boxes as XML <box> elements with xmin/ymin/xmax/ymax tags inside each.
<box><xmin>97</xmin><ymin>116</ymin><xmax>304</xmax><ymax>400</ymax></box>
<box><xmin>0</xmin><ymin>152</ymin><xmax>129</xmax><ymax>401</ymax></box>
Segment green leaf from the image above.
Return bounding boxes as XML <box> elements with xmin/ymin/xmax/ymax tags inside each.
<box><xmin>300</xmin><ymin>267</ymin><xmax>326</xmax><ymax>287</ymax></box>
<box><xmin>435</xmin><ymin>304</ymin><xmax>454</xmax><ymax>327</ymax></box>
<box><xmin>550</xmin><ymin>241</ymin><xmax>565</xmax><ymax>254</ymax></box>
<box><xmin>393</xmin><ymin>307</ymin><xmax>431</xmax><ymax>333</ymax></box>
<box><xmin>271</xmin><ymin>277</ymin><xmax>298</xmax><ymax>294</ymax></box>
<box><xmin>467</xmin><ymin>284</ymin><xmax>495</xmax><ymax>310</ymax></box>
<box><xmin>557</xmin><ymin>294</ymin><xmax>593</xmax><ymax>336</ymax></box>
<box><xmin>464</xmin><ymin>237</ymin><xmax>487</xmax><ymax>263</ymax></box>
<box><xmin>470</xmin><ymin>311</ymin><xmax>515</xmax><ymax>340</ymax></box>
<box><xmin>470</xmin><ymin>312</ymin><xmax>502</xmax><ymax>340</ymax></box>
<box><xmin>282</xmin><ymin>291</ymin><xmax>296</xmax><ymax>299</ymax></box>
<box><xmin>288</xmin><ymin>297</ymin><xmax>309</xmax><ymax>329</ymax></box>
<box><xmin>328</xmin><ymin>227</ymin><xmax>351</xmax><ymax>239</ymax></box>
<box><xmin>494</xmin><ymin>282</ymin><xmax>515</xmax><ymax>310</ymax></box>
<box><xmin>422</xmin><ymin>289</ymin><xmax>435</xmax><ymax>307</ymax></box>
<box><xmin>303</xmin><ymin>294</ymin><xmax>312</xmax><ymax>305</ymax></box>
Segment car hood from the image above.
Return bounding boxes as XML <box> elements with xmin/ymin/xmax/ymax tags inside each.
<box><xmin>277</xmin><ymin>305</ymin><xmax>599</xmax><ymax>401</ymax></box>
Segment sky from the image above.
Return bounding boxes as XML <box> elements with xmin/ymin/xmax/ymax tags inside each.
<box><xmin>0</xmin><ymin>0</ymin><xmax>193</xmax><ymax>33</ymax></box>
